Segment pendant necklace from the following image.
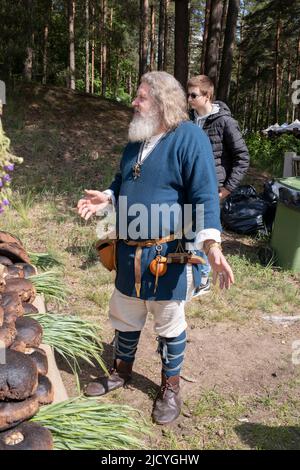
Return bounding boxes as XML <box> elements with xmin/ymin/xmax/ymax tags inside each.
<box><xmin>132</xmin><ymin>134</ymin><xmax>166</xmax><ymax>180</ymax></box>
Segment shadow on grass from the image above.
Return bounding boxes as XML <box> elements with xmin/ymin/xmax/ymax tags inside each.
<box><xmin>65</xmin><ymin>243</ymin><xmax>98</xmax><ymax>270</ymax></box>
<box><xmin>55</xmin><ymin>341</ymin><xmax>159</xmax><ymax>398</ymax></box>
<box><xmin>222</xmin><ymin>235</ymin><xmax>270</xmax><ymax>266</ymax></box>
<box><xmin>235</xmin><ymin>423</ymin><xmax>300</xmax><ymax>450</ymax></box>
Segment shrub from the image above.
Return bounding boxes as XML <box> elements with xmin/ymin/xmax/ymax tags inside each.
<box><xmin>245</xmin><ymin>132</ymin><xmax>300</xmax><ymax>176</ymax></box>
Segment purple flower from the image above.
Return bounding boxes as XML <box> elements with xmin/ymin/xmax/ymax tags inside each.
<box><xmin>0</xmin><ymin>180</ymin><xmax>2</xmax><ymax>188</ymax></box>
<box><xmin>3</xmin><ymin>174</ymin><xmax>11</xmax><ymax>183</ymax></box>
<box><xmin>2</xmin><ymin>199</ymin><xmax>9</xmax><ymax>206</ymax></box>
<box><xmin>4</xmin><ymin>164</ymin><xmax>14</xmax><ymax>172</ymax></box>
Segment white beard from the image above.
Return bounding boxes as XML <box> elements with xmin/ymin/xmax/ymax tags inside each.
<box><xmin>128</xmin><ymin>108</ymin><xmax>161</xmax><ymax>142</ymax></box>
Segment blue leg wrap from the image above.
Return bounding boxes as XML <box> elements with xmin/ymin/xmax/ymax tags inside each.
<box><xmin>157</xmin><ymin>330</ymin><xmax>186</xmax><ymax>377</ymax></box>
<box><xmin>114</xmin><ymin>330</ymin><xmax>141</xmax><ymax>363</ymax></box>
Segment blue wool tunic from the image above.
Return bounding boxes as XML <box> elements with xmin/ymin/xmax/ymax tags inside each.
<box><xmin>109</xmin><ymin>121</ymin><xmax>221</xmax><ymax>301</ymax></box>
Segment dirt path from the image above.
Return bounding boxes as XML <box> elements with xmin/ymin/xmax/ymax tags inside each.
<box><xmin>58</xmin><ymin>310</ymin><xmax>300</xmax><ymax>449</ymax></box>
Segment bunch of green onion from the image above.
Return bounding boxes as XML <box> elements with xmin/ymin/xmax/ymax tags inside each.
<box><xmin>29</xmin><ymin>251</ymin><xmax>63</xmax><ymax>270</ymax></box>
<box><xmin>30</xmin><ymin>313</ymin><xmax>108</xmax><ymax>386</ymax></box>
<box><xmin>31</xmin><ymin>397</ymin><xmax>148</xmax><ymax>450</ymax></box>
<box><xmin>29</xmin><ymin>271</ymin><xmax>68</xmax><ymax>303</ymax></box>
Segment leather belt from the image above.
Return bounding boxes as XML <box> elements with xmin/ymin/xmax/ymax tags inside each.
<box><xmin>123</xmin><ymin>235</ymin><xmax>176</xmax><ymax>297</ymax></box>
<box><xmin>123</xmin><ymin>236</ymin><xmax>205</xmax><ymax>297</ymax></box>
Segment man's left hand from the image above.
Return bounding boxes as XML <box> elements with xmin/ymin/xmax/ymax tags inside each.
<box><xmin>207</xmin><ymin>246</ymin><xmax>234</xmax><ymax>289</ymax></box>
<box><xmin>219</xmin><ymin>187</ymin><xmax>231</xmax><ymax>200</ymax></box>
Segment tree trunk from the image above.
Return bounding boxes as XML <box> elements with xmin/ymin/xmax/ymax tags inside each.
<box><xmin>217</xmin><ymin>0</ymin><xmax>239</xmax><ymax>102</ymax></box>
<box><xmin>254</xmin><ymin>66</ymin><xmax>260</xmax><ymax>131</ymax></box>
<box><xmin>127</xmin><ymin>71</ymin><xmax>132</xmax><ymax>97</ymax></box>
<box><xmin>217</xmin><ymin>0</ymin><xmax>229</xmax><ymax>83</ymax></box>
<box><xmin>274</xmin><ymin>17</ymin><xmax>281</xmax><ymax>123</ymax></box>
<box><xmin>201</xmin><ymin>0</ymin><xmax>211</xmax><ymax>74</ymax></box>
<box><xmin>242</xmin><ymin>95</ymin><xmax>248</xmax><ymax>130</ymax></box>
<box><xmin>85</xmin><ymin>0</ymin><xmax>90</xmax><ymax>93</ymax></box>
<box><xmin>23</xmin><ymin>0</ymin><xmax>34</xmax><ymax>82</ymax></box>
<box><xmin>205</xmin><ymin>0</ymin><xmax>223</xmax><ymax>88</ymax></box>
<box><xmin>260</xmin><ymin>84</ymin><xmax>268</xmax><ymax>130</ymax></box>
<box><xmin>42</xmin><ymin>24</ymin><xmax>49</xmax><ymax>85</ymax></box>
<box><xmin>248</xmin><ymin>90</ymin><xmax>255</xmax><ymax>132</ymax></box>
<box><xmin>174</xmin><ymin>0</ymin><xmax>189</xmax><ymax>89</ymax></box>
<box><xmin>297</xmin><ymin>34</ymin><xmax>300</xmax><ymax>79</ymax></box>
<box><xmin>188</xmin><ymin>1</ymin><xmax>193</xmax><ymax>76</ymax></box>
<box><xmin>115</xmin><ymin>57</ymin><xmax>120</xmax><ymax>95</ymax></box>
<box><xmin>68</xmin><ymin>0</ymin><xmax>76</xmax><ymax>90</ymax></box>
<box><xmin>150</xmin><ymin>5</ymin><xmax>155</xmax><ymax>71</ymax></box>
<box><xmin>233</xmin><ymin>49</ymin><xmax>241</xmax><ymax>114</ymax></box>
<box><xmin>286</xmin><ymin>53</ymin><xmax>292</xmax><ymax>123</ymax></box>
<box><xmin>158</xmin><ymin>0</ymin><xmax>165</xmax><ymax>70</ymax></box>
<box><xmin>292</xmin><ymin>34</ymin><xmax>300</xmax><ymax>121</ymax></box>
<box><xmin>42</xmin><ymin>0</ymin><xmax>52</xmax><ymax>85</ymax></box>
<box><xmin>233</xmin><ymin>4</ymin><xmax>245</xmax><ymax>113</ymax></box>
<box><xmin>107</xmin><ymin>7</ymin><xmax>113</xmax><ymax>90</ymax></box>
<box><xmin>24</xmin><ymin>45</ymin><xmax>33</xmax><ymax>82</ymax></box>
<box><xmin>266</xmin><ymin>85</ymin><xmax>273</xmax><ymax>128</ymax></box>
<box><xmin>101</xmin><ymin>0</ymin><xmax>107</xmax><ymax>96</ymax></box>
<box><xmin>91</xmin><ymin>5</ymin><xmax>95</xmax><ymax>94</ymax></box>
<box><xmin>163</xmin><ymin>0</ymin><xmax>169</xmax><ymax>71</ymax></box>
<box><xmin>139</xmin><ymin>0</ymin><xmax>149</xmax><ymax>80</ymax></box>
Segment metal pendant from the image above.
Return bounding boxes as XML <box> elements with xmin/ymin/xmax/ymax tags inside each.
<box><xmin>132</xmin><ymin>162</ymin><xmax>141</xmax><ymax>179</ymax></box>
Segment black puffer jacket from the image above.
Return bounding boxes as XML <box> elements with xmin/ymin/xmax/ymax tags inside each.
<box><xmin>190</xmin><ymin>101</ymin><xmax>250</xmax><ymax>191</ymax></box>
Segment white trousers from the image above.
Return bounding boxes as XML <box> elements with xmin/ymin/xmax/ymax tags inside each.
<box><xmin>109</xmin><ymin>265</ymin><xmax>194</xmax><ymax>338</ymax></box>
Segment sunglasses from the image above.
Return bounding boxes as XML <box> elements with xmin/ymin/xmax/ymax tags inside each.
<box><xmin>187</xmin><ymin>92</ymin><xmax>201</xmax><ymax>99</ymax></box>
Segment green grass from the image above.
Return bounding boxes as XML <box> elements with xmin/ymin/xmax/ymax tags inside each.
<box><xmin>191</xmin><ymin>390</ymin><xmax>247</xmax><ymax>450</ymax></box>
<box><xmin>157</xmin><ymin>384</ymin><xmax>300</xmax><ymax>450</ymax></box>
<box><xmin>186</xmin><ymin>254</ymin><xmax>300</xmax><ymax>324</ymax></box>
<box><xmin>10</xmin><ymin>190</ymin><xmax>36</xmax><ymax>227</ymax></box>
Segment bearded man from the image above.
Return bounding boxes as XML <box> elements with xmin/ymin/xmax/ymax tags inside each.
<box><xmin>77</xmin><ymin>71</ymin><xmax>234</xmax><ymax>425</ymax></box>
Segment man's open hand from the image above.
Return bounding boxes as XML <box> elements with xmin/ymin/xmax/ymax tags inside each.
<box><xmin>77</xmin><ymin>190</ymin><xmax>110</xmax><ymax>221</ymax></box>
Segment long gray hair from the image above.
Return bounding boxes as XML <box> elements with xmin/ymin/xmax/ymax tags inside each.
<box><xmin>140</xmin><ymin>72</ymin><xmax>188</xmax><ymax>130</ymax></box>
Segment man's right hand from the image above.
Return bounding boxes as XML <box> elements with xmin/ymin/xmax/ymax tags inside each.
<box><xmin>77</xmin><ymin>189</ymin><xmax>110</xmax><ymax>221</ymax></box>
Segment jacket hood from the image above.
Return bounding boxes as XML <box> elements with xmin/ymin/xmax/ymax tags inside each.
<box><xmin>190</xmin><ymin>101</ymin><xmax>232</xmax><ymax>123</ymax></box>
<box><xmin>210</xmin><ymin>101</ymin><xmax>232</xmax><ymax>118</ymax></box>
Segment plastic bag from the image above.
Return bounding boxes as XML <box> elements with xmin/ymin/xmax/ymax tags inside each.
<box><xmin>221</xmin><ymin>185</ymin><xmax>269</xmax><ymax>235</ymax></box>
<box><xmin>262</xmin><ymin>179</ymin><xmax>278</xmax><ymax>204</ymax></box>
<box><xmin>261</xmin><ymin>180</ymin><xmax>278</xmax><ymax>232</ymax></box>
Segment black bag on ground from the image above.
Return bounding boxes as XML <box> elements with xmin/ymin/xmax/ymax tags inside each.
<box><xmin>261</xmin><ymin>179</ymin><xmax>278</xmax><ymax>232</ymax></box>
<box><xmin>262</xmin><ymin>179</ymin><xmax>278</xmax><ymax>204</ymax></box>
<box><xmin>221</xmin><ymin>185</ymin><xmax>269</xmax><ymax>235</ymax></box>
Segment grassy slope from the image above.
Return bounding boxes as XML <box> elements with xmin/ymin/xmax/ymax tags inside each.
<box><xmin>2</xmin><ymin>83</ymin><xmax>300</xmax><ymax>450</ymax></box>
